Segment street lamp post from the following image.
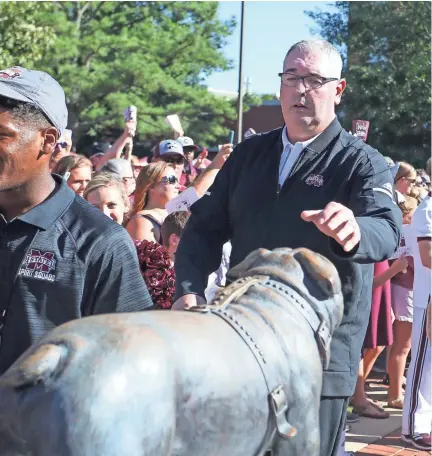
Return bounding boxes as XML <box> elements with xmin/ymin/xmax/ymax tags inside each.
<box><xmin>236</xmin><ymin>0</ymin><xmax>245</xmax><ymax>144</ymax></box>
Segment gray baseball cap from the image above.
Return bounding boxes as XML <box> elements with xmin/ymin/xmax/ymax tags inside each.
<box><xmin>159</xmin><ymin>140</ymin><xmax>184</xmax><ymax>157</ymax></box>
<box><xmin>0</xmin><ymin>66</ymin><xmax>68</xmax><ymax>134</ymax></box>
<box><xmin>100</xmin><ymin>159</ymin><xmax>134</xmax><ymax>179</ymax></box>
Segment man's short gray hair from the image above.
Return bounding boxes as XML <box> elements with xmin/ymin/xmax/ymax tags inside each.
<box><xmin>284</xmin><ymin>40</ymin><xmax>343</xmax><ymax>78</ymax></box>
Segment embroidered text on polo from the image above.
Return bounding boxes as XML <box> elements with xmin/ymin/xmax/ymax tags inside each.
<box><xmin>18</xmin><ymin>249</ymin><xmax>56</xmax><ymax>282</ymax></box>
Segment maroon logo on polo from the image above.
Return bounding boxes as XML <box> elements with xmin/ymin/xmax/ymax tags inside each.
<box><xmin>0</xmin><ymin>67</ymin><xmax>22</xmax><ymax>80</ymax></box>
<box><xmin>18</xmin><ymin>249</ymin><xmax>56</xmax><ymax>282</ymax></box>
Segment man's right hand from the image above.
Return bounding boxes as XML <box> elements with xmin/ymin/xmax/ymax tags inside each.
<box><xmin>172</xmin><ymin>294</ymin><xmax>206</xmax><ymax>310</ymax></box>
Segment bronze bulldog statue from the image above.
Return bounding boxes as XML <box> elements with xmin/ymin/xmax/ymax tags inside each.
<box><xmin>0</xmin><ymin>247</ymin><xmax>343</xmax><ymax>456</ymax></box>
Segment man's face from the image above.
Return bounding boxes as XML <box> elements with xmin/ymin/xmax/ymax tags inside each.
<box><xmin>0</xmin><ymin>107</ymin><xmax>56</xmax><ymax>192</ymax></box>
<box><xmin>280</xmin><ymin>49</ymin><xmax>346</xmax><ymax>136</ymax></box>
<box><xmin>159</xmin><ymin>155</ymin><xmax>185</xmax><ymax>178</ymax></box>
<box><xmin>184</xmin><ymin>149</ymin><xmax>195</xmax><ymax>162</ymax></box>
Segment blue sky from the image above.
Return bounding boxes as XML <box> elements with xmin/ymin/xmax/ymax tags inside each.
<box><xmin>205</xmin><ymin>1</ymin><xmax>337</xmax><ymax>95</ymax></box>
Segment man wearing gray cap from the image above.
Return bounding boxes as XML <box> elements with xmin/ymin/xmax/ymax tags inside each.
<box><xmin>0</xmin><ymin>66</ymin><xmax>153</xmax><ymax>375</ymax></box>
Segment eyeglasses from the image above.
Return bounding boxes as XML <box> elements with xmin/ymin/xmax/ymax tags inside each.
<box><xmin>160</xmin><ymin>175</ymin><xmax>178</xmax><ymax>185</ymax></box>
<box><xmin>163</xmin><ymin>156</ymin><xmax>185</xmax><ymax>165</ymax></box>
<box><xmin>278</xmin><ymin>72</ymin><xmax>339</xmax><ymax>89</ymax></box>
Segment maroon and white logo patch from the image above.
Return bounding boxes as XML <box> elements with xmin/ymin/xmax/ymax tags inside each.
<box><xmin>18</xmin><ymin>249</ymin><xmax>56</xmax><ymax>282</ymax></box>
<box><xmin>0</xmin><ymin>67</ymin><xmax>22</xmax><ymax>80</ymax></box>
<box><xmin>305</xmin><ymin>174</ymin><xmax>324</xmax><ymax>187</ymax></box>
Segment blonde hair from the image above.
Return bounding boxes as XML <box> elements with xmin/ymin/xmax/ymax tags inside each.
<box><xmin>394</xmin><ymin>161</ymin><xmax>416</xmax><ymax>183</ymax></box>
<box><xmin>398</xmin><ymin>195</ymin><xmax>418</xmax><ymax>218</ymax></box>
<box><xmin>53</xmin><ymin>154</ymin><xmax>92</xmax><ymax>177</ymax></box>
<box><xmin>131</xmin><ymin>162</ymin><xmax>174</xmax><ymax>216</ymax></box>
<box><xmin>83</xmin><ymin>171</ymin><xmax>129</xmax><ymax>208</ymax></box>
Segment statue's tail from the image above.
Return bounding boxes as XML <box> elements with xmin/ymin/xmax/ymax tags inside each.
<box><xmin>0</xmin><ymin>343</ymin><xmax>69</xmax><ymax>390</ymax></box>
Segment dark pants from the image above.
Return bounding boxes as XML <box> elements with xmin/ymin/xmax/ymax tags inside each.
<box><xmin>319</xmin><ymin>396</ymin><xmax>349</xmax><ymax>456</ymax></box>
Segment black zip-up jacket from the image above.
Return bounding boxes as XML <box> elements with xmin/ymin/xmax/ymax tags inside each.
<box><xmin>175</xmin><ymin>118</ymin><xmax>402</xmax><ymax>396</ymax></box>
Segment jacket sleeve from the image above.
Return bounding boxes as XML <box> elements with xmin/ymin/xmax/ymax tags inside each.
<box><xmin>330</xmin><ymin>148</ymin><xmax>402</xmax><ymax>263</ymax></box>
<box><xmin>174</xmin><ymin>151</ymin><xmax>237</xmax><ymax>301</ymax></box>
<box><xmin>82</xmin><ymin>228</ymin><xmax>154</xmax><ymax>315</ymax></box>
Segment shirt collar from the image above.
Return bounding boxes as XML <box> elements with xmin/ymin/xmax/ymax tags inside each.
<box><xmin>16</xmin><ymin>174</ymin><xmax>76</xmax><ymax>230</ymax></box>
<box><xmin>282</xmin><ymin>125</ymin><xmax>322</xmax><ymax>150</ymax></box>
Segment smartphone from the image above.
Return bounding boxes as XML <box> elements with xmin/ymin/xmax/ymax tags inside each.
<box><xmin>199</xmin><ymin>149</ymin><xmax>208</xmax><ymax>160</ymax></box>
<box><xmin>124</xmin><ymin>106</ymin><xmax>137</xmax><ymax>122</ymax></box>
<box><xmin>228</xmin><ymin>130</ymin><xmax>235</xmax><ymax>144</ymax></box>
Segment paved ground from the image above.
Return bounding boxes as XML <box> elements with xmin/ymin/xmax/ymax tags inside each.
<box><xmin>345</xmin><ymin>374</ymin><xmax>430</xmax><ymax>455</ymax></box>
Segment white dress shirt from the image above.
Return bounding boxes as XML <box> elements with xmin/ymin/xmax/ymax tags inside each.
<box><xmin>278</xmin><ymin>126</ymin><xmax>321</xmax><ymax>187</ymax></box>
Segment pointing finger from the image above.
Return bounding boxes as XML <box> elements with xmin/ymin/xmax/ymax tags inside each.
<box><xmin>301</xmin><ymin>210</ymin><xmax>323</xmax><ymax>222</ymax></box>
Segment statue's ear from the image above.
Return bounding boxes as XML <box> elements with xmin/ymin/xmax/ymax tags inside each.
<box><xmin>226</xmin><ymin>248</ymin><xmax>269</xmax><ymax>282</ymax></box>
<box><xmin>292</xmin><ymin>248</ymin><xmax>341</xmax><ymax>301</ymax></box>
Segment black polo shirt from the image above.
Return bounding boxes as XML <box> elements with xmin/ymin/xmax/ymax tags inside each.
<box><xmin>0</xmin><ymin>174</ymin><xmax>153</xmax><ymax>374</ymax></box>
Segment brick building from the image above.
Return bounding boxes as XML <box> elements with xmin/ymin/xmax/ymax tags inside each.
<box><xmin>242</xmin><ymin>99</ymin><xmax>284</xmax><ymax>135</ymax></box>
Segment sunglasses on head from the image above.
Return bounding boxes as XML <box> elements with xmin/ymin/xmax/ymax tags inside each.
<box><xmin>160</xmin><ymin>175</ymin><xmax>178</xmax><ymax>185</ymax></box>
<box><xmin>163</xmin><ymin>156</ymin><xmax>185</xmax><ymax>165</ymax></box>
<box><xmin>399</xmin><ymin>175</ymin><xmax>416</xmax><ymax>184</ymax></box>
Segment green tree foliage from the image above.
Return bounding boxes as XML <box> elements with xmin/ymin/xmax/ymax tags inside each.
<box><xmin>0</xmin><ymin>2</ymin><xmax>237</xmax><ymax>148</ymax></box>
<box><xmin>307</xmin><ymin>1</ymin><xmax>431</xmax><ymax>166</ymax></box>
<box><xmin>0</xmin><ymin>2</ymin><xmax>56</xmax><ymax>68</ymax></box>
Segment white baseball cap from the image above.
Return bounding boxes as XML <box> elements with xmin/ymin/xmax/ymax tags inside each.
<box><xmin>177</xmin><ymin>136</ymin><xmax>199</xmax><ymax>151</ymax></box>
<box><xmin>159</xmin><ymin>140</ymin><xmax>184</xmax><ymax>157</ymax></box>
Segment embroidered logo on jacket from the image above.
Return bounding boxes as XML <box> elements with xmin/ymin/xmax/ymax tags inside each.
<box><xmin>18</xmin><ymin>249</ymin><xmax>56</xmax><ymax>282</ymax></box>
<box><xmin>305</xmin><ymin>174</ymin><xmax>324</xmax><ymax>187</ymax></box>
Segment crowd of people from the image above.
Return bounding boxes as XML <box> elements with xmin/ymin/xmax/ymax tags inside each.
<box><xmin>49</xmin><ymin>127</ymin><xmax>235</xmax><ymax>304</ymax></box>
<box><xmin>0</xmin><ymin>39</ymin><xmax>430</xmax><ymax>456</ymax></box>
<box><xmin>341</xmin><ymin>159</ymin><xmax>431</xmax><ymax>453</ymax></box>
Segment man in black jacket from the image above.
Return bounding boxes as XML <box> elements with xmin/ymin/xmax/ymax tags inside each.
<box><xmin>174</xmin><ymin>40</ymin><xmax>402</xmax><ymax>456</ymax></box>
